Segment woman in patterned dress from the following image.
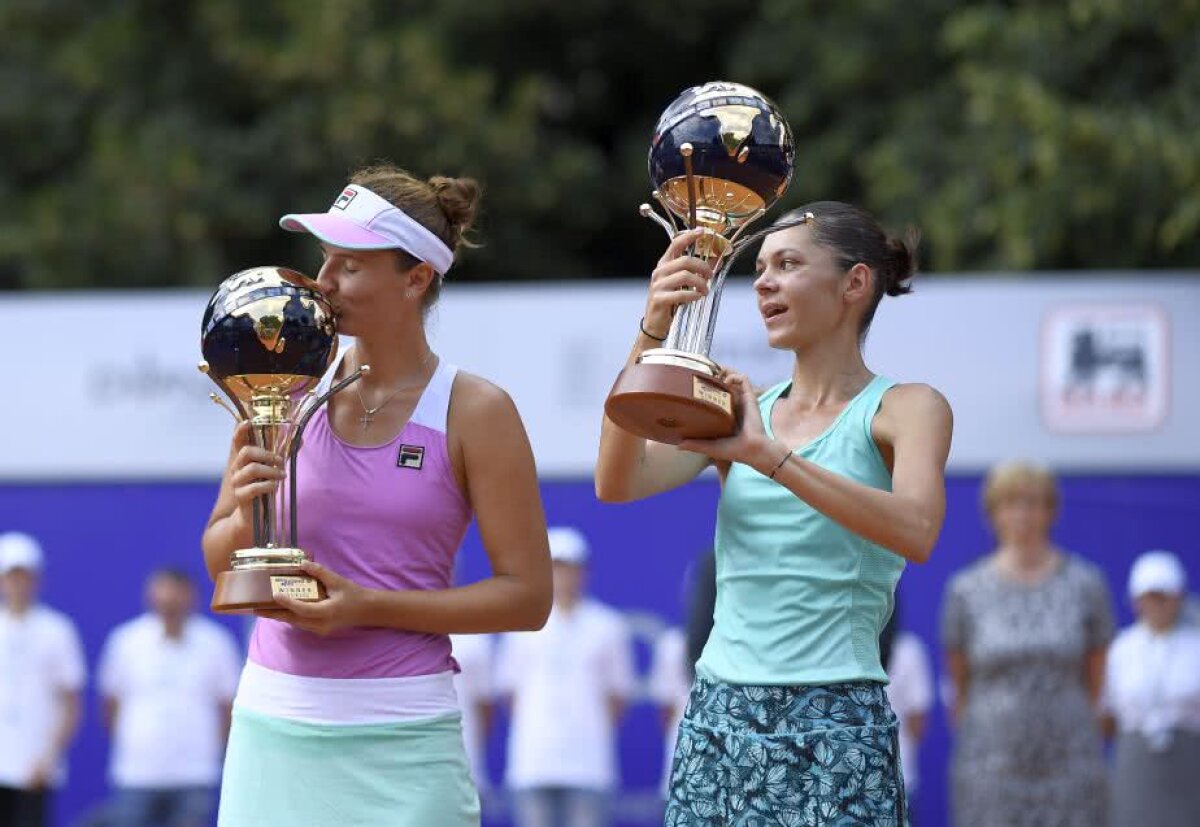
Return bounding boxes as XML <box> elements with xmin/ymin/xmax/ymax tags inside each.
<box><xmin>942</xmin><ymin>461</ymin><xmax>1114</xmax><ymax>827</ymax></box>
<box><xmin>597</xmin><ymin>203</ymin><xmax>954</xmax><ymax>825</ymax></box>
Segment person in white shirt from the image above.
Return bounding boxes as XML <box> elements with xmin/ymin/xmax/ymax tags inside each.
<box><xmin>882</xmin><ymin>622</ymin><xmax>934</xmax><ymax>799</ymax></box>
<box><xmin>450</xmin><ymin>632</ymin><xmax>495</xmax><ymax>791</ymax></box>
<box><xmin>1104</xmin><ymin>550</ymin><xmax>1200</xmax><ymax>827</ymax></box>
<box><xmin>97</xmin><ymin>568</ymin><xmax>241</xmax><ymax>827</ymax></box>
<box><xmin>0</xmin><ymin>532</ymin><xmax>86</xmax><ymax>827</ymax></box>
<box><xmin>496</xmin><ymin>527</ymin><xmax>635</xmax><ymax>827</ymax></box>
<box><xmin>648</xmin><ymin>626</ymin><xmax>690</xmax><ymax>803</ymax></box>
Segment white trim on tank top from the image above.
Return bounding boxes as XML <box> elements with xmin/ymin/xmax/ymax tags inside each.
<box><xmin>314</xmin><ymin>346</ymin><xmax>457</xmax><ymax>435</ymax></box>
<box><xmin>234</xmin><ymin>660</ymin><xmax>460</xmax><ymax>725</ymax></box>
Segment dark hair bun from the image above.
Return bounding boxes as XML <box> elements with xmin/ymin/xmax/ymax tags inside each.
<box><xmin>884</xmin><ymin>228</ymin><xmax>919</xmax><ymax>297</ymax></box>
<box><xmin>429</xmin><ymin>176</ymin><xmax>481</xmax><ymax>248</ymax></box>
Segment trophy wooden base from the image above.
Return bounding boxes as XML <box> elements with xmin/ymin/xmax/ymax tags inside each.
<box><xmin>212</xmin><ymin>566</ymin><xmax>327</xmax><ymax>614</ymax></box>
<box><xmin>605</xmin><ymin>361</ymin><xmax>736</xmax><ymax>445</ymax></box>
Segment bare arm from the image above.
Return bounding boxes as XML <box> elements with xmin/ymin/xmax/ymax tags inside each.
<box><xmin>201</xmin><ymin>421</ymin><xmax>283</xmax><ymax>581</ymax></box>
<box><xmin>1084</xmin><ymin>647</ymin><xmax>1107</xmax><ymax>708</ymax></box>
<box><xmin>946</xmin><ymin>649</ymin><xmax>969</xmax><ymax>729</ymax></box>
<box><xmin>29</xmin><ymin>690</ymin><xmax>82</xmax><ymax>788</ymax></box>
<box><xmin>607</xmin><ymin>695</ymin><xmax>627</xmax><ymax>726</ymax></box>
<box><xmin>102</xmin><ymin>696</ymin><xmax>118</xmax><ymax>731</ymax></box>
<box><xmin>596</xmin><ymin>229</ymin><xmax>717</xmax><ymax>502</ymax></box>
<box><xmin>260</xmin><ymin>376</ymin><xmax>553</xmax><ymax>635</ymax></box>
<box><xmin>219</xmin><ymin>701</ymin><xmax>233</xmax><ymax>748</ymax></box>
<box><xmin>680</xmin><ymin>379</ymin><xmax>954</xmax><ymax>564</ymax></box>
<box><xmin>905</xmin><ymin>710</ymin><xmax>928</xmax><ymax>743</ymax></box>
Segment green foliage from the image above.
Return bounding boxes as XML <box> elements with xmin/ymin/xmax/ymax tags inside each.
<box><xmin>1</xmin><ymin>0</ymin><xmax>1196</xmax><ymax>289</ymax></box>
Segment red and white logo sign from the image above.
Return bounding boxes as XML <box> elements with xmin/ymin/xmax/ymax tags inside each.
<box><xmin>1041</xmin><ymin>303</ymin><xmax>1169</xmax><ymax>433</ymax></box>
<box><xmin>333</xmin><ymin>188</ymin><xmax>358</xmax><ymax>211</ymax></box>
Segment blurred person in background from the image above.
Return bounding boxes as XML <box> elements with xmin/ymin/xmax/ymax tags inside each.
<box><xmin>1104</xmin><ymin>550</ymin><xmax>1200</xmax><ymax>827</ymax></box>
<box><xmin>597</xmin><ymin>203</ymin><xmax>952</xmax><ymax>824</ymax></box>
<box><xmin>651</xmin><ymin>548</ymin><xmax>716</xmax><ymax>806</ymax></box>
<box><xmin>880</xmin><ymin>598</ymin><xmax>934</xmax><ymax>815</ymax></box>
<box><xmin>202</xmin><ymin>165</ymin><xmax>552</xmax><ymax>827</ymax></box>
<box><xmin>449</xmin><ymin>632</ymin><xmax>495</xmax><ymax>793</ymax></box>
<box><xmin>648</xmin><ymin>623</ymin><xmax>689</xmax><ymax>804</ymax></box>
<box><xmin>496</xmin><ymin>526</ymin><xmax>635</xmax><ymax>827</ymax></box>
<box><xmin>0</xmin><ymin>532</ymin><xmax>86</xmax><ymax>827</ymax></box>
<box><xmin>942</xmin><ymin>461</ymin><xmax>1113</xmax><ymax>827</ymax></box>
<box><xmin>683</xmin><ymin>549</ymin><xmax>716</xmax><ymax>673</ymax></box>
<box><xmin>95</xmin><ymin>568</ymin><xmax>241</xmax><ymax>827</ymax></box>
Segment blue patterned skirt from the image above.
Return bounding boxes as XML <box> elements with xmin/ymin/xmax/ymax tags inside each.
<box><xmin>666</xmin><ymin>678</ymin><xmax>907</xmax><ymax>826</ymax></box>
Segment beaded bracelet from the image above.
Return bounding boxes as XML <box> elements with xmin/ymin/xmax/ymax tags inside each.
<box><xmin>639</xmin><ymin>317</ymin><xmax>667</xmax><ymax>342</ymax></box>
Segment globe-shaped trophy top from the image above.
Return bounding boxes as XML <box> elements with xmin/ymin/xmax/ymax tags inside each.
<box><xmin>649</xmin><ymin>81</ymin><xmax>795</xmax><ymax>233</ymax></box>
<box><xmin>200</xmin><ymin>266</ymin><xmax>338</xmax><ymax>404</ymax></box>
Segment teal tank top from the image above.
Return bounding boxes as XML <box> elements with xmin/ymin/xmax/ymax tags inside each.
<box><xmin>696</xmin><ymin>374</ymin><xmax>903</xmax><ymax>686</ymax></box>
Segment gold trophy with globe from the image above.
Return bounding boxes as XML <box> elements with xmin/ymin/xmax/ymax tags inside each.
<box><xmin>199</xmin><ymin>266</ymin><xmax>368</xmax><ymax>613</ymax></box>
<box><xmin>605</xmin><ymin>81</ymin><xmax>798</xmax><ymax>443</ymax></box>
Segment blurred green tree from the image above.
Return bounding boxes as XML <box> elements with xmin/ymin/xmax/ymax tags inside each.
<box><xmin>733</xmin><ymin>0</ymin><xmax>1200</xmax><ymax>270</ymax></box>
<box><xmin>0</xmin><ymin>0</ymin><xmax>1196</xmax><ymax>289</ymax></box>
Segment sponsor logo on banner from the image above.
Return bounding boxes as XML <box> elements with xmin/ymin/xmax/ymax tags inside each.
<box><xmin>1041</xmin><ymin>304</ymin><xmax>1169</xmax><ymax>433</ymax></box>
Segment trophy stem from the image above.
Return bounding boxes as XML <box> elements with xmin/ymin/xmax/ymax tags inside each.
<box><xmin>285</xmin><ymin>364</ymin><xmax>371</xmax><ymax>548</ymax></box>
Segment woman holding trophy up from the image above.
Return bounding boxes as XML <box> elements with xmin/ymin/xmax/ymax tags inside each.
<box><xmin>597</xmin><ymin>84</ymin><xmax>953</xmax><ymax>824</ymax></box>
<box><xmin>201</xmin><ymin>164</ymin><xmax>552</xmax><ymax>827</ymax></box>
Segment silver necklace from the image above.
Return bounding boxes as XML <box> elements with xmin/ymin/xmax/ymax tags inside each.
<box><xmin>354</xmin><ymin>351</ymin><xmax>434</xmax><ymax>430</ymax></box>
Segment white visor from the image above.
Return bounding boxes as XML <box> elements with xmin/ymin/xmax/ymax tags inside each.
<box><xmin>280</xmin><ymin>184</ymin><xmax>455</xmax><ymax>275</ymax></box>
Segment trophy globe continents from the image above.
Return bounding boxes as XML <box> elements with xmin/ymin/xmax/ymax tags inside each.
<box><xmin>199</xmin><ymin>265</ymin><xmax>358</xmax><ymax>613</ymax></box>
<box><xmin>605</xmin><ymin>81</ymin><xmax>795</xmax><ymax>444</ymax></box>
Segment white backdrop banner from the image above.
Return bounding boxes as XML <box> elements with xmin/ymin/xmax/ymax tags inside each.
<box><xmin>1</xmin><ymin>275</ymin><xmax>1197</xmax><ymax>480</ymax></box>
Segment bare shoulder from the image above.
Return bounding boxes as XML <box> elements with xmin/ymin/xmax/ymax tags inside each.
<box><xmin>883</xmin><ymin>382</ymin><xmax>951</xmax><ymax>414</ymax></box>
<box><xmin>447</xmin><ymin>370</ymin><xmax>527</xmax><ymax>444</ymax></box>
<box><xmin>449</xmin><ymin>370</ymin><xmax>519</xmax><ymax>419</ymax></box>
<box><xmin>880</xmin><ymin>383</ymin><xmax>952</xmax><ymax>425</ymax></box>
<box><xmin>874</xmin><ymin>382</ymin><xmax>953</xmax><ymax>446</ymax></box>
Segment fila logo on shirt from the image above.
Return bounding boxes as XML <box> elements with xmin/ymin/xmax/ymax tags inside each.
<box><xmin>333</xmin><ymin>188</ymin><xmax>357</xmax><ymax>211</ymax></box>
<box><xmin>397</xmin><ymin>444</ymin><xmax>425</xmax><ymax>470</ymax></box>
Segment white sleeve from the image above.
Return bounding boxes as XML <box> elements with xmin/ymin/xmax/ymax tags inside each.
<box><xmin>1101</xmin><ymin>631</ymin><xmax>1131</xmax><ymax>716</ymax></box>
<box><xmin>603</xmin><ymin>616</ymin><xmax>636</xmax><ymax>700</ymax></box>
<box><xmin>55</xmin><ymin>618</ymin><xmax>87</xmax><ymax>693</ymax></box>
<box><xmin>96</xmin><ymin>629</ymin><xmax>124</xmax><ymax>698</ymax></box>
<box><xmin>453</xmin><ymin>635</ymin><xmax>494</xmax><ymax>703</ymax></box>
<box><xmin>888</xmin><ymin>634</ymin><xmax>934</xmax><ymax>715</ymax></box>
<box><xmin>648</xmin><ymin>630</ymin><xmax>685</xmax><ymax>705</ymax></box>
<box><xmin>492</xmin><ymin>633</ymin><xmax>522</xmax><ymax>695</ymax></box>
<box><xmin>213</xmin><ymin>628</ymin><xmax>243</xmax><ymax>701</ymax></box>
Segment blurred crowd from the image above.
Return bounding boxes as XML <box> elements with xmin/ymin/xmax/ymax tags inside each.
<box><xmin>1</xmin><ymin>461</ymin><xmax>1198</xmax><ymax>827</ymax></box>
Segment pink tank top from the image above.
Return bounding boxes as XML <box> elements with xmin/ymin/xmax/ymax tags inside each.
<box><xmin>248</xmin><ymin>354</ymin><xmax>470</xmax><ymax>679</ymax></box>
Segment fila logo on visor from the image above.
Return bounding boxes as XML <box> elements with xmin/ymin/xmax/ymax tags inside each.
<box><xmin>333</xmin><ymin>188</ymin><xmax>358</xmax><ymax>211</ymax></box>
<box><xmin>397</xmin><ymin>444</ymin><xmax>425</xmax><ymax>470</ymax></box>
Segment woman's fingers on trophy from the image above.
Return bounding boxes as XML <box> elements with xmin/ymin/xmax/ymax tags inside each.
<box><xmin>232</xmin><ymin>459</ymin><xmax>284</xmax><ymax>485</ymax></box>
<box><xmin>235</xmin><ymin>443</ymin><xmax>284</xmax><ymax>470</ymax></box>
<box><xmin>656</xmin><ymin>228</ymin><xmax>706</xmax><ymax>266</ymax></box>
<box><xmin>232</xmin><ymin>420</ymin><xmax>253</xmax><ymax>448</ymax></box>
<box><xmin>651</xmin><ymin>251</ymin><xmax>714</xmax><ymax>288</ymax></box>
<box><xmin>232</xmin><ymin>479</ymin><xmax>278</xmax><ymax>504</ymax></box>
<box><xmin>651</xmin><ymin>266</ymin><xmax>711</xmax><ymax>299</ymax></box>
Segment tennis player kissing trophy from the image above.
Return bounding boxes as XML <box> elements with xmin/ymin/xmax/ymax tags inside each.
<box><xmin>199</xmin><ymin>266</ymin><xmax>368</xmax><ymax>613</ymax></box>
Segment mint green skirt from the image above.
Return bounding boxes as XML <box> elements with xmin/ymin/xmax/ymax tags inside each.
<box><xmin>218</xmin><ymin>707</ymin><xmax>479</xmax><ymax>826</ymax></box>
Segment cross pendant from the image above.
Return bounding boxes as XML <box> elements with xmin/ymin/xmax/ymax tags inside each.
<box><xmin>359</xmin><ymin>412</ymin><xmax>373</xmax><ymax>430</ymax></box>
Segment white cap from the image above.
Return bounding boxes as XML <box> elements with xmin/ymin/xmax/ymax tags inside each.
<box><xmin>0</xmin><ymin>532</ymin><xmax>44</xmax><ymax>574</ymax></box>
<box><xmin>548</xmin><ymin>526</ymin><xmax>590</xmax><ymax>565</ymax></box>
<box><xmin>1128</xmin><ymin>550</ymin><xmax>1187</xmax><ymax>599</ymax></box>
